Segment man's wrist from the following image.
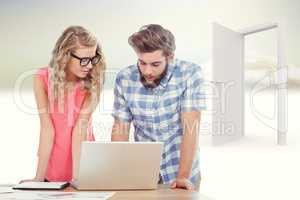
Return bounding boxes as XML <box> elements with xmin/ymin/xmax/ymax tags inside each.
<box><xmin>177</xmin><ymin>171</ymin><xmax>190</xmax><ymax>179</ymax></box>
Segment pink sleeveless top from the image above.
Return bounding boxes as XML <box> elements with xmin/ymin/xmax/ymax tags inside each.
<box><xmin>36</xmin><ymin>67</ymin><xmax>95</xmax><ymax>181</ymax></box>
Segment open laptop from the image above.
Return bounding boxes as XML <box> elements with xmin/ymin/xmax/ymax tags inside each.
<box><xmin>72</xmin><ymin>141</ymin><xmax>163</xmax><ymax>190</ymax></box>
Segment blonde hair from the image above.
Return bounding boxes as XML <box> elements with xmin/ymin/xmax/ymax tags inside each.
<box><xmin>49</xmin><ymin>26</ymin><xmax>106</xmax><ymax>109</ymax></box>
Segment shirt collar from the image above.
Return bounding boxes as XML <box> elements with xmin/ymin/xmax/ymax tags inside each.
<box><xmin>158</xmin><ymin>59</ymin><xmax>176</xmax><ymax>89</ymax></box>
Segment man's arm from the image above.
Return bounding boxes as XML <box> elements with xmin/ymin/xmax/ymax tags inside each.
<box><xmin>111</xmin><ymin>119</ymin><xmax>131</xmax><ymax>141</ymax></box>
<box><xmin>170</xmin><ymin>111</ymin><xmax>201</xmax><ymax>190</ymax></box>
<box><xmin>111</xmin><ymin>72</ymin><xmax>132</xmax><ymax>141</ymax></box>
<box><xmin>171</xmin><ymin>65</ymin><xmax>205</xmax><ymax>190</ymax></box>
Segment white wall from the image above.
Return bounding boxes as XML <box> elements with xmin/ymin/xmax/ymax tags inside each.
<box><xmin>0</xmin><ymin>0</ymin><xmax>299</xmax><ymax>88</ymax></box>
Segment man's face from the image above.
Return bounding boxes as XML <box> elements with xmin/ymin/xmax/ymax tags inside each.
<box><xmin>137</xmin><ymin>50</ymin><xmax>169</xmax><ymax>89</ymax></box>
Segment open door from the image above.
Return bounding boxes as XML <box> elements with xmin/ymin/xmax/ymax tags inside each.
<box><xmin>212</xmin><ymin>22</ymin><xmax>244</xmax><ymax>145</ymax></box>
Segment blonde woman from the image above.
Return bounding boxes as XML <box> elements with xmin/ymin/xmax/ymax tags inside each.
<box><xmin>21</xmin><ymin>26</ymin><xmax>106</xmax><ymax>182</ymax></box>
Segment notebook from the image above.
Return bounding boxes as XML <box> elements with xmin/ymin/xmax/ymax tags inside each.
<box><xmin>13</xmin><ymin>182</ymin><xmax>69</xmax><ymax>190</ymax></box>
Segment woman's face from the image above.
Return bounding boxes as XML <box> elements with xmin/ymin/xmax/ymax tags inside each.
<box><xmin>65</xmin><ymin>45</ymin><xmax>98</xmax><ymax>81</ymax></box>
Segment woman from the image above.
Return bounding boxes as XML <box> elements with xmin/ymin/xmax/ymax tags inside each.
<box><xmin>21</xmin><ymin>26</ymin><xmax>106</xmax><ymax>182</ymax></box>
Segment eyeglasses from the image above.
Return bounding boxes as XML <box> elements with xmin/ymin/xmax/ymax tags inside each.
<box><xmin>70</xmin><ymin>52</ymin><xmax>101</xmax><ymax>67</ymax></box>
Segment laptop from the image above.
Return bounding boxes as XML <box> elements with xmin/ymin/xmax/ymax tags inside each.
<box><xmin>72</xmin><ymin>141</ymin><xmax>163</xmax><ymax>190</ymax></box>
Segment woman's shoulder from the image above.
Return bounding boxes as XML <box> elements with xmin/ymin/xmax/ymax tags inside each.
<box><xmin>36</xmin><ymin>67</ymin><xmax>50</xmax><ymax>77</ymax></box>
<box><xmin>35</xmin><ymin>67</ymin><xmax>50</xmax><ymax>90</ymax></box>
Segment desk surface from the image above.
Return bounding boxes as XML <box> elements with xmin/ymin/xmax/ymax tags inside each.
<box><xmin>64</xmin><ymin>184</ymin><xmax>206</xmax><ymax>200</ymax></box>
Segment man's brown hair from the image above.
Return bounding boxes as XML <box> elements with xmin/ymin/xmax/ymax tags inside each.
<box><xmin>128</xmin><ymin>24</ymin><xmax>176</xmax><ymax>56</ymax></box>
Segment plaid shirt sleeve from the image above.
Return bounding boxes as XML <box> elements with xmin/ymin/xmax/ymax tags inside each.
<box><xmin>180</xmin><ymin>66</ymin><xmax>206</xmax><ymax>112</ymax></box>
<box><xmin>112</xmin><ymin>73</ymin><xmax>133</xmax><ymax>122</ymax></box>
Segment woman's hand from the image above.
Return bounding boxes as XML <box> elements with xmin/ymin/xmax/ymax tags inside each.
<box><xmin>19</xmin><ymin>177</ymin><xmax>44</xmax><ymax>184</ymax></box>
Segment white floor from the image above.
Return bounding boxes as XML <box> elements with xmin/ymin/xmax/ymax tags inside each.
<box><xmin>0</xmin><ymin>89</ymin><xmax>299</xmax><ymax>200</ymax></box>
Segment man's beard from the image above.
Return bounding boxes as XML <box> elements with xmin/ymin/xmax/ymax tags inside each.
<box><xmin>138</xmin><ymin>64</ymin><xmax>168</xmax><ymax>89</ymax></box>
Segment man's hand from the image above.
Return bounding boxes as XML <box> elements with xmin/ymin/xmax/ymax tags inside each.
<box><xmin>170</xmin><ymin>177</ymin><xmax>195</xmax><ymax>190</ymax></box>
<box><xmin>111</xmin><ymin>119</ymin><xmax>130</xmax><ymax>141</ymax></box>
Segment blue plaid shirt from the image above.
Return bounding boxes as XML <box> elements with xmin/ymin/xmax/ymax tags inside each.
<box><xmin>112</xmin><ymin>59</ymin><xmax>206</xmax><ymax>184</ymax></box>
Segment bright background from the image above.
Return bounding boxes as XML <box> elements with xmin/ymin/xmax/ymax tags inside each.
<box><xmin>0</xmin><ymin>0</ymin><xmax>299</xmax><ymax>199</ymax></box>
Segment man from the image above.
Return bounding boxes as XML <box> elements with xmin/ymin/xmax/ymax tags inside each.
<box><xmin>111</xmin><ymin>24</ymin><xmax>205</xmax><ymax>190</ymax></box>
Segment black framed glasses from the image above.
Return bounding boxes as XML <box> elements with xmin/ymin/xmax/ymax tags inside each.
<box><xmin>70</xmin><ymin>52</ymin><xmax>101</xmax><ymax>67</ymax></box>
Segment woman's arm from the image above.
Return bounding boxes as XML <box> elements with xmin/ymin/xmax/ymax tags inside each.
<box><xmin>21</xmin><ymin>76</ymin><xmax>55</xmax><ymax>183</ymax></box>
<box><xmin>71</xmin><ymin>93</ymin><xmax>97</xmax><ymax>180</ymax></box>
<box><xmin>34</xmin><ymin>75</ymin><xmax>55</xmax><ymax>181</ymax></box>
